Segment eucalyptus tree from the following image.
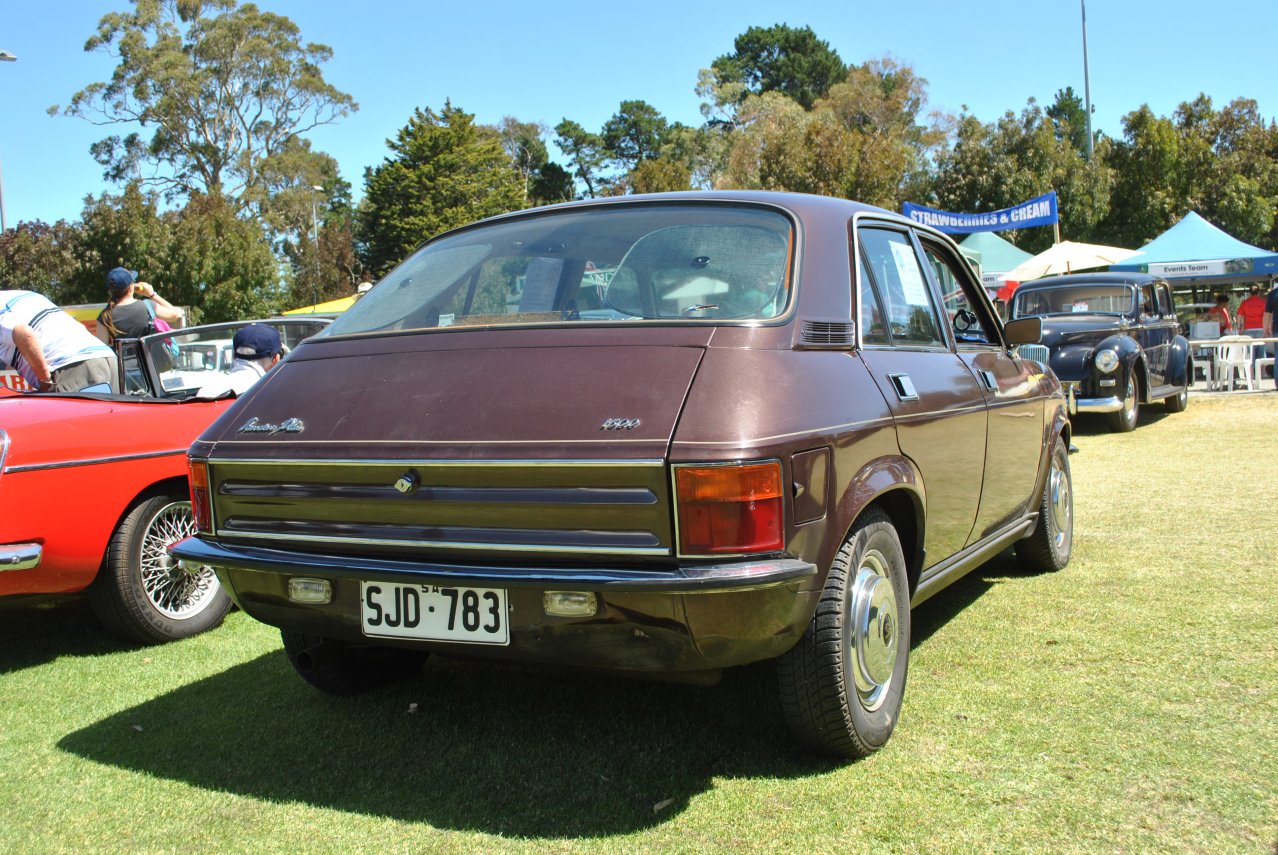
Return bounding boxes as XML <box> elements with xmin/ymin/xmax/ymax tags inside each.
<box><xmin>53</xmin><ymin>0</ymin><xmax>356</xmax><ymax>217</ymax></box>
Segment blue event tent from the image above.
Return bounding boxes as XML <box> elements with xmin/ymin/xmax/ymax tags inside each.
<box><xmin>1109</xmin><ymin>211</ymin><xmax>1278</xmax><ymax>287</ymax></box>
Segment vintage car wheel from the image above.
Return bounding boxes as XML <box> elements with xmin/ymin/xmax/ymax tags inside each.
<box><xmin>777</xmin><ymin>508</ymin><xmax>910</xmax><ymax>759</ymax></box>
<box><xmin>89</xmin><ymin>494</ymin><xmax>231</xmax><ymax>644</ymax></box>
<box><xmin>1015</xmin><ymin>436</ymin><xmax>1074</xmax><ymax>572</ymax></box>
<box><xmin>1163</xmin><ymin>380</ymin><xmax>1189</xmax><ymax>413</ymax></box>
<box><xmin>281</xmin><ymin>630</ymin><xmax>428</xmax><ymax>696</ymax></box>
<box><xmin>1107</xmin><ymin>374</ymin><xmax>1140</xmax><ymax>432</ymax></box>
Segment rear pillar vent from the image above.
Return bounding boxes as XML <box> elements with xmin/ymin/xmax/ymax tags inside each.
<box><xmin>799</xmin><ymin>319</ymin><xmax>855</xmax><ymax>349</ymax></box>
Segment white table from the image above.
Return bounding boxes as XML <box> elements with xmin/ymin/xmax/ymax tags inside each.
<box><xmin>1189</xmin><ymin>337</ymin><xmax>1277</xmax><ymax>390</ymax></box>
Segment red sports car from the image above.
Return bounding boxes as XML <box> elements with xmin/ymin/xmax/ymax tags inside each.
<box><xmin>0</xmin><ymin>317</ymin><xmax>329</xmax><ymax>642</ymax></box>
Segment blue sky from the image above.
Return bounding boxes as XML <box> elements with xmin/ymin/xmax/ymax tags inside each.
<box><xmin>2</xmin><ymin>0</ymin><xmax>1275</xmax><ymax>227</ymax></box>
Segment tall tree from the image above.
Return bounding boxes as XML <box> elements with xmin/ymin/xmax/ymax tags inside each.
<box><xmin>53</xmin><ymin>0</ymin><xmax>356</xmax><ymax>213</ymax></box>
<box><xmin>498</xmin><ymin>117</ymin><xmax>550</xmax><ymax>206</ymax></box>
<box><xmin>932</xmin><ymin>100</ymin><xmax>1112</xmax><ymax>252</ymax></box>
<box><xmin>359</xmin><ymin>102</ymin><xmax>523</xmax><ymax>275</ymax></box>
<box><xmin>718</xmin><ymin>57</ymin><xmax>949</xmax><ymax>211</ymax></box>
<box><xmin>1046</xmin><ymin>86</ymin><xmax>1092</xmax><ymax>158</ymax></box>
<box><xmin>601</xmin><ymin>100</ymin><xmax>670</xmax><ymax>169</ymax></box>
<box><xmin>708</xmin><ymin>24</ymin><xmax>846</xmax><ymax>112</ymax></box>
<box><xmin>553</xmin><ymin>119</ymin><xmax>608</xmax><ymax>198</ymax></box>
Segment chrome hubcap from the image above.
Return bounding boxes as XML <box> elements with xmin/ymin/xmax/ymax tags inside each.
<box><xmin>850</xmin><ymin>550</ymin><xmax>899</xmax><ymax>712</ymax></box>
<box><xmin>139</xmin><ymin>501</ymin><xmax>219</xmax><ymax>619</ymax></box>
<box><xmin>1123</xmin><ymin>380</ymin><xmax>1137</xmax><ymax>421</ymax></box>
<box><xmin>1048</xmin><ymin>456</ymin><xmax>1072</xmax><ymax>549</ymax></box>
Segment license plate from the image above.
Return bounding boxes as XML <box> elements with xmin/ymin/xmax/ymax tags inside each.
<box><xmin>360</xmin><ymin>582</ymin><xmax>509</xmax><ymax>645</ymax></box>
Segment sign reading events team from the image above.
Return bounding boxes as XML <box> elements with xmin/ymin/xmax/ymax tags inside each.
<box><xmin>902</xmin><ymin>192</ymin><xmax>1058</xmax><ymax>235</ymax></box>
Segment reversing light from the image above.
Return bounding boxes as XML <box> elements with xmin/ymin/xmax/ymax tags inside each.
<box><xmin>288</xmin><ymin>578</ymin><xmax>332</xmax><ymax>604</ymax></box>
<box><xmin>675</xmin><ymin>461</ymin><xmax>784</xmax><ymax>555</ymax></box>
<box><xmin>543</xmin><ymin>591</ymin><xmax>597</xmax><ymax>617</ymax></box>
<box><xmin>188</xmin><ymin>459</ymin><xmax>212</xmax><ymax>533</ymax></box>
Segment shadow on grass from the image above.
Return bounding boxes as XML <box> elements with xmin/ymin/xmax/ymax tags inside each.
<box><xmin>1070</xmin><ymin>401</ymin><xmax>1179</xmax><ymax>436</ymax></box>
<box><xmin>910</xmin><ymin>546</ymin><xmax>1022</xmax><ymax>647</ymax></box>
<box><xmin>0</xmin><ymin>596</ymin><xmax>133</xmax><ymax>674</ymax></box>
<box><xmin>53</xmin><ymin>549</ymin><xmax>1045</xmax><ymax>836</ymax></box>
<box><xmin>58</xmin><ymin>650</ymin><xmax>837</xmax><ymax>837</ymax></box>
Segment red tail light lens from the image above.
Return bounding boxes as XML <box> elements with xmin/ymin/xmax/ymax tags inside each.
<box><xmin>675</xmin><ymin>461</ymin><xmax>784</xmax><ymax>555</ymax></box>
<box><xmin>188</xmin><ymin>459</ymin><xmax>212</xmax><ymax>533</ymax></box>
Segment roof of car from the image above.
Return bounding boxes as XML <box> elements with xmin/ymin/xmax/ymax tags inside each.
<box><xmin>432</xmin><ymin>190</ymin><xmax>922</xmax><ymax>242</ymax></box>
<box><xmin>1018</xmin><ymin>271</ymin><xmax>1166</xmax><ymax>288</ymax></box>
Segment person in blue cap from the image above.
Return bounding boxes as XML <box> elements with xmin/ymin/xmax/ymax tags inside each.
<box><xmin>96</xmin><ymin>267</ymin><xmax>185</xmax><ymax>346</ymax></box>
<box><xmin>196</xmin><ymin>323</ymin><xmax>283</xmax><ymax>398</ymax></box>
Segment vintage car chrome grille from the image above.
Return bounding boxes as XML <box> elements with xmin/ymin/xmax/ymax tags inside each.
<box><xmin>207</xmin><ymin>459</ymin><xmax>674</xmax><ymax>557</ymax></box>
<box><xmin>1016</xmin><ymin>343</ymin><xmax>1051</xmax><ymax>365</ymax></box>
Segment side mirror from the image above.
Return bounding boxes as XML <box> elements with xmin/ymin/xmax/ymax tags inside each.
<box><xmin>1004</xmin><ymin>316</ymin><xmax>1042</xmax><ymax>345</ymax></box>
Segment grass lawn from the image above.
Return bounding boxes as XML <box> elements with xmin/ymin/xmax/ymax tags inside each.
<box><xmin>2</xmin><ymin>393</ymin><xmax>1275</xmax><ymax>854</ymax></box>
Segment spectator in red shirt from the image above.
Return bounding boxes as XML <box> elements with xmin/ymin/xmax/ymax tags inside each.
<box><xmin>1206</xmin><ymin>294</ymin><xmax>1233</xmax><ymax>334</ymax></box>
<box><xmin>1237</xmin><ymin>285</ymin><xmax>1266</xmax><ymax>332</ymax></box>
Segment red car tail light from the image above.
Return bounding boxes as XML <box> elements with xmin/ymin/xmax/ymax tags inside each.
<box><xmin>674</xmin><ymin>461</ymin><xmax>784</xmax><ymax>555</ymax></box>
<box><xmin>189</xmin><ymin>459</ymin><xmax>212</xmax><ymax>534</ymax></box>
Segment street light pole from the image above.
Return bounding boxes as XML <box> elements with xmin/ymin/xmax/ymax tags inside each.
<box><xmin>309</xmin><ymin>184</ymin><xmax>324</xmax><ymax>307</ymax></box>
<box><xmin>0</xmin><ymin>49</ymin><xmax>15</xmax><ymax>233</ymax></box>
<box><xmin>1080</xmin><ymin>0</ymin><xmax>1094</xmax><ymax>160</ymax></box>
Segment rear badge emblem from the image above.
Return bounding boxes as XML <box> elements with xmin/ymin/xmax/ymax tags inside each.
<box><xmin>394</xmin><ymin>470</ymin><xmax>420</xmax><ymax>495</ymax></box>
<box><xmin>600</xmin><ymin>418</ymin><xmax>641</xmax><ymax>431</ymax></box>
<box><xmin>238</xmin><ymin>416</ymin><xmax>304</xmax><ymax>435</ymax></box>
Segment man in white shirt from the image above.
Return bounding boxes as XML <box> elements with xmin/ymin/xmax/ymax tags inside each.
<box><xmin>0</xmin><ymin>290</ymin><xmax>118</xmax><ymax>392</ymax></box>
<box><xmin>196</xmin><ymin>323</ymin><xmax>283</xmax><ymax>398</ymax></box>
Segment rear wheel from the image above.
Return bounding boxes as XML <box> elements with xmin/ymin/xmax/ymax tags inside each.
<box><xmin>89</xmin><ymin>493</ymin><xmax>231</xmax><ymax>643</ymax></box>
<box><xmin>1015</xmin><ymin>436</ymin><xmax>1074</xmax><ymax>572</ymax></box>
<box><xmin>282</xmin><ymin>630</ymin><xmax>428</xmax><ymax>695</ymax></box>
<box><xmin>777</xmin><ymin>508</ymin><xmax>910</xmax><ymax>759</ymax></box>
<box><xmin>1107</xmin><ymin>374</ymin><xmax>1140</xmax><ymax>432</ymax></box>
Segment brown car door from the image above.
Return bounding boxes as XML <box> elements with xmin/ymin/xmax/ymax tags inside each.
<box><xmin>855</xmin><ymin>224</ymin><xmax>988</xmax><ymax>569</ymax></box>
<box><xmin>918</xmin><ymin>236</ymin><xmax>1046</xmax><ymax>541</ymax></box>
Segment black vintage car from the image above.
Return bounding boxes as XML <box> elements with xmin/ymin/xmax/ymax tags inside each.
<box><xmin>1009</xmin><ymin>272</ymin><xmax>1191</xmax><ymax>432</ymax></box>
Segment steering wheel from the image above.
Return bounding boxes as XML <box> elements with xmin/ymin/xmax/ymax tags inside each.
<box><xmin>953</xmin><ymin>309</ymin><xmax>979</xmax><ymax>334</ymax></box>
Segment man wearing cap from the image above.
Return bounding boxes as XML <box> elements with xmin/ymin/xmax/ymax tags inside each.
<box><xmin>196</xmin><ymin>323</ymin><xmax>283</xmax><ymax>398</ymax></box>
<box><xmin>96</xmin><ymin>267</ymin><xmax>185</xmax><ymax>346</ymax></box>
<box><xmin>0</xmin><ymin>289</ymin><xmax>118</xmax><ymax>392</ymax></box>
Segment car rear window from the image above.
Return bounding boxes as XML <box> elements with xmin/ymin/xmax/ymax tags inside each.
<box><xmin>322</xmin><ymin>204</ymin><xmax>794</xmax><ymax>336</ymax></box>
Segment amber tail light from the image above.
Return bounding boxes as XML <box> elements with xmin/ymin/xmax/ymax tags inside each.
<box><xmin>188</xmin><ymin>459</ymin><xmax>212</xmax><ymax>534</ymax></box>
<box><xmin>674</xmin><ymin>461</ymin><xmax>784</xmax><ymax>555</ymax></box>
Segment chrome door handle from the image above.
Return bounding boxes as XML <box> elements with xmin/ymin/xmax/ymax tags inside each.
<box><xmin>888</xmin><ymin>372</ymin><xmax>918</xmax><ymax>401</ymax></box>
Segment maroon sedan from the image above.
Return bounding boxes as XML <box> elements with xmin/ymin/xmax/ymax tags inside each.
<box><xmin>173</xmin><ymin>191</ymin><xmax>1072</xmax><ymax>758</ymax></box>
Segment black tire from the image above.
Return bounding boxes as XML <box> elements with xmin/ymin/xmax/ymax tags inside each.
<box><xmin>1015</xmin><ymin>436</ymin><xmax>1074</xmax><ymax>573</ymax></box>
<box><xmin>777</xmin><ymin>508</ymin><xmax>910</xmax><ymax>759</ymax></box>
<box><xmin>88</xmin><ymin>494</ymin><xmax>231</xmax><ymax>644</ymax></box>
<box><xmin>1106</xmin><ymin>373</ymin><xmax>1140</xmax><ymax>432</ymax></box>
<box><xmin>281</xmin><ymin>630</ymin><xmax>428</xmax><ymax>696</ymax></box>
<box><xmin>1163</xmin><ymin>379</ymin><xmax>1189</xmax><ymax>413</ymax></box>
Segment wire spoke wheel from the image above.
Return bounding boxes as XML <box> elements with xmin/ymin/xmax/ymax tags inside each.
<box><xmin>137</xmin><ymin>501</ymin><xmax>217</xmax><ymax>618</ymax></box>
<box><xmin>89</xmin><ymin>493</ymin><xmax>231</xmax><ymax>643</ymax></box>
